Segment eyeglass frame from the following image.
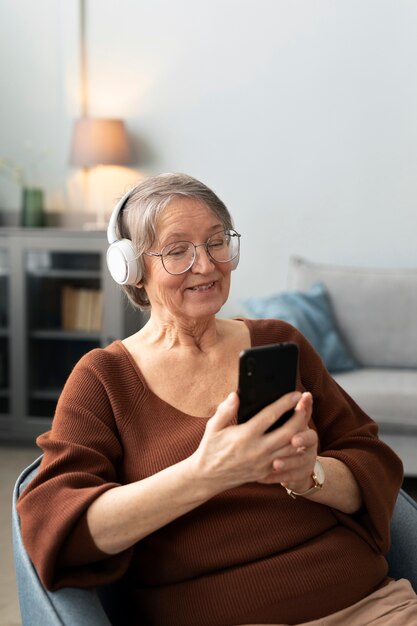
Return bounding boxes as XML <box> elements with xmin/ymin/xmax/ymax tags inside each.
<box><xmin>143</xmin><ymin>229</ymin><xmax>241</xmax><ymax>275</ymax></box>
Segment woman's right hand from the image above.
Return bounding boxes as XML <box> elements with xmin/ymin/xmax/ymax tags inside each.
<box><xmin>191</xmin><ymin>390</ymin><xmax>314</xmax><ymax>495</ymax></box>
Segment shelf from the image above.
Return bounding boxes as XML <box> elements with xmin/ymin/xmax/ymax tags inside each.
<box><xmin>0</xmin><ymin>228</ymin><xmax>143</xmax><ymax>440</ymax></box>
<box><xmin>29</xmin><ymin>329</ymin><xmax>101</xmax><ymax>341</ymax></box>
<box><xmin>27</xmin><ymin>269</ymin><xmax>101</xmax><ymax>280</ymax></box>
<box><xmin>29</xmin><ymin>389</ymin><xmax>61</xmax><ymax>401</ymax></box>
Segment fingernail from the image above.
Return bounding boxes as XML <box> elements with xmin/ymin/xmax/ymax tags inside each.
<box><xmin>227</xmin><ymin>392</ymin><xmax>235</xmax><ymax>404</ymax></box>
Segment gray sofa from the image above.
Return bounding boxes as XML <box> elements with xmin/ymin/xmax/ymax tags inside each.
<box><xmin>287</xmin><ymin>256</ymin><xmax>417</xmax><ymax>477</ymax></box>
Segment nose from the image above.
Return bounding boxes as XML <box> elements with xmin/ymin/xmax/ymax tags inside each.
<box><xmin>191</xmin><ymin>243</ymin><xmax>215</xmax><ymax>273</ymax></box>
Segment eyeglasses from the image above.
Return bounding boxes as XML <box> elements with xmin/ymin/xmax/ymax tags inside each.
<box><xmin>144</xmin><ymin>229</ymin><xmax>241</xmax><ymax>275</ymax></box>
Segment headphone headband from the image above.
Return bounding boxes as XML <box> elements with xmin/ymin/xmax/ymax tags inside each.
<box><xmin>107</xmin><ymin>187</ymin><xmax>135</xmax><ymax>245</ymax></box>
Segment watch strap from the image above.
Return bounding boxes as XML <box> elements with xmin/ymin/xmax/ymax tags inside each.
<box><xmin>284</xmin><ymin>459</ymin><xmax>325</xmax><ymax>499</ymax></box>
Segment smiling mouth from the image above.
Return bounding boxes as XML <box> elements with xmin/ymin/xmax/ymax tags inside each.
<box><xmin>188</xmin><ymin>282</ymin><xmax>215</xmax><ymax>292</ymax></box>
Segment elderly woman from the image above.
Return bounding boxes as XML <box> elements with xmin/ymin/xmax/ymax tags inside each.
<box><xmin>18</xmin><ymin>173</ymin><xmax>417</xmax><ymax>625</ymax></box>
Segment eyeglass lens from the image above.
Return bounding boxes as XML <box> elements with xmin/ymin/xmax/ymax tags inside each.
<box><xmin>161</xmin><ymin>230</ymin><xmax>239</xmax><ymax>275</ymax></box>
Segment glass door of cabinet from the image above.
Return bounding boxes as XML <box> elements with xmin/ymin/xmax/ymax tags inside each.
<box><xmin>0</xmin><ymin>248</ymin><xmax>10</xmax><ymax>418</ymax></box>
<box><xmin>25</xmin><ymin>249</ymin><xmax>103</xmax><ymax>419</ymax></box>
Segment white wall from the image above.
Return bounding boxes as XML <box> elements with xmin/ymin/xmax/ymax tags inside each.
<box><xmin>1</xmin><ymin>0</ymin><xmax>417</xmax><ymax>316</ymax></box>
<box><xmin>0</xmin><ymin>1</ymin><xmax>78</xmax><ymax>212</ymax></box>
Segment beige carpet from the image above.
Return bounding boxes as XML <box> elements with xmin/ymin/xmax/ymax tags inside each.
<box><xmin>0</xmin><ymin>445</ymin><xmax>40</xmax><ymax>626</ymax></box>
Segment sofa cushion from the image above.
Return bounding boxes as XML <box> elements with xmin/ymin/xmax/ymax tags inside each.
<box><xmin>287</xmin><ymin>257</ymin><xmax>417</xmax><ymax>368</ymax></box>
<box><xmin>333</xmin><ymin>368</ymin><xmax>417</xmax><ymax>433</ymax></box>
<box><xmin>242</xmin><ymin>282</ymin><xmax>357</xmax><ymax>372</ymax></box>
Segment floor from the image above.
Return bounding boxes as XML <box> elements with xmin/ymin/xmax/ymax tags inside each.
<box><xmin>1</xmin><ymin>445</ymin><xmax>417</xmax><ymax>626</ymax></box>
<box><xmin>1</xmin><ymin>444</ymin><xmax>41</xmax><ymax>626</ymax></box>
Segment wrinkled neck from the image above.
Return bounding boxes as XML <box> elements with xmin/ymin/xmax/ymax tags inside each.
<box><xmin>143</xmin><ymin>312</ymin><xmax>221</xmax><ymax>353</ymax></box>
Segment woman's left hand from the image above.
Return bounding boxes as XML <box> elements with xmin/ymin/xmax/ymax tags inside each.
<box><xmin>265</xmin><ymin>393</ymin><xmax>363</xmax><ymax>514</ymax></box>
<box><xmin>260</xmin><ymin>392</ymin><xmax>319</xmax><ymax>491</ymax></box>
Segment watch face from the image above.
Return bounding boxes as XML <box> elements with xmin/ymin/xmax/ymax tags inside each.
<box><xmin>314</xmin><ymin>459</ymin><xmax>325</xmax><ymax>486</ymax></box>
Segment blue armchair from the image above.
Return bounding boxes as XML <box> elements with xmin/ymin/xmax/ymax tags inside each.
<box><xmin>12</xmin><ymin>456</ymin><xmax>417</xmax><ymax>626</ymax></box>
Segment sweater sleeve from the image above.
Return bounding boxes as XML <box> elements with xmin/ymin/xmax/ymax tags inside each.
<box><xmin>16</xmin><ymin>347</ymin><xmax>135</xmax><ymax>591</ymax></box>
<box><xmin>291</xmin><ymin>324</ymin><xmax>403</xmax><ymax>555</ymax></box>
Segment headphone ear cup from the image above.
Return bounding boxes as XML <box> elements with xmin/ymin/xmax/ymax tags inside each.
<box><xmin>106</xmin><ymin>239</ymin><xmax>141</xmax><ymax>285</ymax></box>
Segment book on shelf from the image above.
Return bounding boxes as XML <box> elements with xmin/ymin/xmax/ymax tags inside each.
<box><xmin>61</xmin><ymin>286</ymin><xmax>103</xmax><ymax>332</ymax></box>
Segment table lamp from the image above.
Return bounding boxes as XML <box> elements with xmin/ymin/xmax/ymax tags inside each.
<box><xmin>69</xmin><ymin>117</ymin><xmax>131</xmax><ymax>227</ymax></box>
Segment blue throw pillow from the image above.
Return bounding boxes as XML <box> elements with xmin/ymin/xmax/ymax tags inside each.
<box><xmin>242</xmin><ymin>282</ymin><xmax>357</xmax><ymax>372</ymax></box>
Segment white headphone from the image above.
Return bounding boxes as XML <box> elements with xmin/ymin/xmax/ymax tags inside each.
<box><xmin>107</xmin><ymin>188</ymin><xmax>140</xmax><ymax>285</ymax></box>
<box><xmin>106</xmin><ymin>187</ymin><xmax>240</xmax><ymax>285</ymax></box>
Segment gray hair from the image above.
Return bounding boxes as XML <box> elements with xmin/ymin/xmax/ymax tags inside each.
<box><xmin>115</xmin><ymin>172</ymin><xmax>234</xmax><ymax>310</ymax></box>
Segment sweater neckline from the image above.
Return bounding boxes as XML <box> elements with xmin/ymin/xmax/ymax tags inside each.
<box><xmin>110</xmin><ymin>318</ymin><xmax>256</xmax><ymax>420</ymax></box>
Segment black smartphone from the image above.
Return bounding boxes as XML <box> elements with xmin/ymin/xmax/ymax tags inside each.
<box><xmin>237</xmin><ymin>342</ymin><xmax>299</xmax><ymax>432</ymax></box>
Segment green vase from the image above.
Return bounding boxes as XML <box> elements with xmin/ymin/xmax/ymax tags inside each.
<box><xmin>21</xmin><ymin>187</ymin><xmax>45</xmax><ymax>227</ymax></box>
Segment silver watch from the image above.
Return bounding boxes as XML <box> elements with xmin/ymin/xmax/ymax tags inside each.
<box><xmin>284</xmin><ymin>459</ymin><xmax>325</xmax><ymax>499</ymax></box>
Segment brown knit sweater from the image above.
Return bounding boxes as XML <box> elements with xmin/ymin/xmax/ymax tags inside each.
<box><xmin>17</xmin><ymin>319</ymin><xmax>403</xmax><ymax>625</ymax></box>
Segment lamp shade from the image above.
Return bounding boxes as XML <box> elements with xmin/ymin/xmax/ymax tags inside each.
<box><xmin>69</xmin><ymin>118</ymin><xmax>130</xmax><ymax>167</ymax></box>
